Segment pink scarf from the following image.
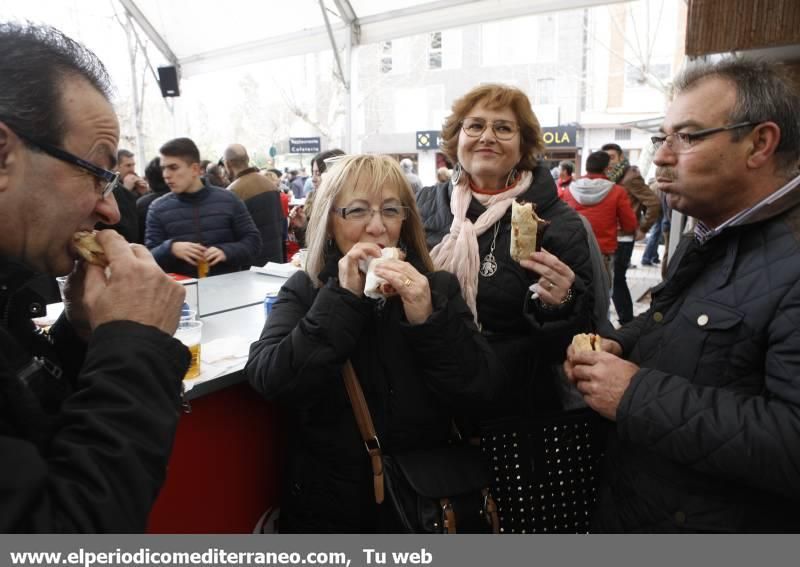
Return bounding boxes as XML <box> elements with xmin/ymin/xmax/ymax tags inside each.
<box><xmin>430</xmin><ymin>171</ymin><xmax>532</xmax><ymax>321</ymax></box>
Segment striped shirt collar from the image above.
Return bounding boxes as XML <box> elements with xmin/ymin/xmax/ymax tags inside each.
<box><xmin>694</xmin><ymin>173</ymin><xmax>800</xmax><ymax>243</ymax></box>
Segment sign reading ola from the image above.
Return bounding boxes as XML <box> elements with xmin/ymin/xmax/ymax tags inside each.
<box><xmin>541</xmin><ymin>126</ymin><xmax>577</xmax><ymax>148</ymax></box>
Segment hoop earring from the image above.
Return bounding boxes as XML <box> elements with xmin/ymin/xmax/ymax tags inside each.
<box><xmin>451</xmin><ymin>163</ymin><xmax>463</xmax><ymax>185</ymax></box>
<box><xmin>505</xmin><ymin>168</ymin><xmax>518</xmax><ymax>188</ymax></box>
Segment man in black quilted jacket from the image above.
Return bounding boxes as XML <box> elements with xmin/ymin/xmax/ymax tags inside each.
<box><xmin>565</xmin><ymin>58</ymin><xmax>800</xmax><ymax>532</ymax></box>
<box><xmin>0</xmin><ymin>23</ymin><xmax>190</xmax><ymax>531</ymax></box>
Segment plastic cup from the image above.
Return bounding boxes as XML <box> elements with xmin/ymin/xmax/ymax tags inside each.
<box><xmin>56</xmin><ymin>276</ymin><xmax>68</xmax><ymax>302</ymax></box>
<box><xmin>175</xmin><ymin>320</ymin><xmax>203</xmax><ymax>380</ymax></box>
<box><xmin>292</xmin><ymin>249</ymin><xmax>308</xmax><ymax>270</ymax></box>
<box><xmin>197</xmin><ymin>259</ymin><xmax>210</xmax><ymax>278</ymax></box>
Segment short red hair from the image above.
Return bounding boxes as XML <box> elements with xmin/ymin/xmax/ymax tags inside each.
<box><xmin>440</xmin><ymin>84</ymin><xmax>544</xmax><ymax>172</ymax></box>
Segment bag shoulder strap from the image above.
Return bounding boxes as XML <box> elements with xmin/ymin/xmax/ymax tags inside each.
<box><xmin>342</xmin><ymin>360</ymin><xmax>384</xmax><ymax>504</ymax></box>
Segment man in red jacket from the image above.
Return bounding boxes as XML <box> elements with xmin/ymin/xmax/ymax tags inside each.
<box><xmin>561</xmin><ymin>151</ymin><xmax>638</xmax><ymax>287</ymax></box>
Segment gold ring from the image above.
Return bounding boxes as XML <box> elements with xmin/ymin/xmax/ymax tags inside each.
<box><xmin>403</xmin><ymin>278</ymin><xmax>413</xmax><ymax>287</ymax></box>
<box><xmin>547</xmin><ymin>281</ymin><xmax>556</xmax><ymax>290</ymax></box>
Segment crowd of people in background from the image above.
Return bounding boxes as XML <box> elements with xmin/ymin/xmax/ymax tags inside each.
<box><xmin>3</xmin><ymin>20</ymin><xmax>800</xmax><ymax>535</ymax></box>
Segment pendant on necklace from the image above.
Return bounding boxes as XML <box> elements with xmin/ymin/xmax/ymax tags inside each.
<box><xmin>480</xmin><ymin>253</ymin><xmax>498</xmax><ymax>277</ymax></box>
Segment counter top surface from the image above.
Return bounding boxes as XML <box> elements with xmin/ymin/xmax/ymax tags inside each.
<box><xmin>198</xmin><ymin>270</ymin><xmax>286</xmax><ymax>316</ymax></box>
<box><xmin>182</xmin><ymin>303</ymin><xmax>266</xmax><ymax>400</ymax></box>
<box><xmin>44</xmin><ymin>270</ymin><xmax>288</xmax><ymax>401</ymax></box>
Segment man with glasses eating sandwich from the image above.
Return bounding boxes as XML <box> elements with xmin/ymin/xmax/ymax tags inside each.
<box><xmin>565</xmin><ymin>58</ymin><xmax>800</xmax><ymax>532</ymax></box>
<box><xmin>0</xmin><ymin>22</ymin><xmax>189</xmax><ymax>532</ymax></box>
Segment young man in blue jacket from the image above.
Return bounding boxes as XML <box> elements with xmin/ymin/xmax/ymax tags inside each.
<box><xmin>145</xmin><ymin>137</ymin><xmax>261</xmax><ymax>277</ymax></box>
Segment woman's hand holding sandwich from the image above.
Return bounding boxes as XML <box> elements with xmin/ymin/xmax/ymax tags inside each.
<box><xmin>372</xmin><ymin>260</ymin><xmax>432</xmax><ymax>325</ymax></box>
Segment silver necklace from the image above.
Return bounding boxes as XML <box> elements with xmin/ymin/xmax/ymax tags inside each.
<box><xmin>480</xmin><ymin>222</ymin><xmax>500</xmax><ymax>278</ymax></box>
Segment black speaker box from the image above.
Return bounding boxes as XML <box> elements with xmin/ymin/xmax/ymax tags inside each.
<box><xmin>157</xmin><ymin>66</ymin><xmax>180</xmax><ymax>97</ymax></box>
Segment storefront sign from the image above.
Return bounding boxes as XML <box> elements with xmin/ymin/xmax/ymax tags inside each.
<box><xmin>416</xmin><ymin>130</ymin><xmax>443</xmax><ymax>150</ymax></box>
<box><xmin>541</xmin><ymin>126</ymin><xmax>577</xmax><ymax>148</ymax></box>
<box><xmin>289</xmin><ymin>137</ymin><xmax>321</xmax><ymax>154</ymax></box>
<box><xmin>415</xmin><ymin>127</ymin><xmax>577</xmax><ymax>150</ymax></box>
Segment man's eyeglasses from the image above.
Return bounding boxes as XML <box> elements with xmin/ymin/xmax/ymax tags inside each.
<box><xmin>651</xmin><ymin>122</ymin><xmax>756</xmax><ymax>154</ymax></box>
<box><xmin>15</xmin><ymin>131</ymin><xmax>118</xmax><ymax>198</ymax></box>
<box><xmin>460</xmin><ymin>117</ymin><xmax>519</xmax><ymax>141</ymax></box>
<box><xmin>332</xmin><ymin>205</ymin><xmax>409</xmax><ymax>223</ymax></box>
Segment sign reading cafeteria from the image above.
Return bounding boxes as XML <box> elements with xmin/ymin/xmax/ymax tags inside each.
<box><xmin>289</xmin><ymin>137</ymin><xmax>321</xmax><ymax>154</ymax></box>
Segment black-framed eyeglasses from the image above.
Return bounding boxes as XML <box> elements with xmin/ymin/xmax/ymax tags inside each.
<box><xmin>460</xmin><ymin>117</ymin><xmax>519</xmax><ymax>141</ymax></box>
<box><xmin>331</xmin><ymin>205</ymin><xmax>409</xmax><ymax>223</ymax></box>
<box><xmin>14</xmin><ymin>130</ymin><xmax>119</xmax><ymax>199</ymax></box>
<box><xmin>651</xmin><ymin>122</ymin><xmax>756</xmax><ymax>154</ymax></box>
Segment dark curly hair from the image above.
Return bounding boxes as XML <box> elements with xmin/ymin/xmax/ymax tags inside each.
<box><xmin>0</xmin><ymin>22</ymin><xmax>112</xmax><ymax>147</ymax></box>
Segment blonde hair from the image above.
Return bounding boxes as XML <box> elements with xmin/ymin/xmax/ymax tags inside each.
<box><xmin>440</xmin><ymin>83</ymin><xmax>544</xmax><ymax>172</ymax></box>
<box><xmin>305</xmin><ymin>154</ymin><xmax>434</xmax><ymax>286</ymax></box>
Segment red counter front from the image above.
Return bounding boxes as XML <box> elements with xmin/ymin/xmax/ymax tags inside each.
<box><xmin>147</xmin><ymin>381</ymin><xmax>282</xmax><ymax>533</ymax></box>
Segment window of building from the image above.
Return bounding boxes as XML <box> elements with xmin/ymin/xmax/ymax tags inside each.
<box><xmin>428</xmin><ymin>32</ymin><xmax>442</xmax><ymax>70</ymax></box>
<box><xmin>536</xmin><ymin>78</ymin><xmax>556</xmax><ymax>105</ymax></box>
<box><xmin>535</xmin><ymin>14</ymin><xmax>557</xmax><ymax>63</ymax></box>
<box><xmin>380</xmin><ymin>41</ymin><xmax>392</xmax><ymax>74</ymax></box>
<box><xmin>614</xmin><ymin>128</ymin><xmax>631</xmax><ymax>141</ymax></box>
<box><xmin>440</xmin><ymin>29</ymin><xmax>462</xmax><ymax>70</ymax></box>
<box><xmin>481</xmin><ymin>14</ymin><xmax>557</xmax><ymax>66</ymax></box>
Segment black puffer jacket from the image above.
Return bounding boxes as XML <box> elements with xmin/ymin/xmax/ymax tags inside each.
<box><xmin>245</xmin><ymin>252</ymin><xmax>502</xmax><ymax>532</ymax></box>
<box><xmin>595</xmin><ymin>198</ymin><xmax>800</xmax><ymax>533</ymax></box>
<box><xmin>416</xmin><ymin>166</ymin><xmax>594</xmax><ymax>416</ymax></box>
<box><xmin>145</xmin><ymin>184</ymin><xmax>261</xmax><ymax>277</ymax></box>
<box><xmin>0</xmin><ymin>259</ymin><xmax>189</xmax><ymax>532</ymax></box>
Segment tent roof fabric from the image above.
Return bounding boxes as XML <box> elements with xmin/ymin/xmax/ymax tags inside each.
<box><xmin>121</xmin><ymin>0</ymin><xmax>622</xmax><ymax>77</ymax></box>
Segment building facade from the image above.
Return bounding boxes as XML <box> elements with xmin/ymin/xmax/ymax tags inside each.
<box><xmin>350</xmin><ymin>0</ymin><xmax>687</xmax><ymax>185</ymax></box>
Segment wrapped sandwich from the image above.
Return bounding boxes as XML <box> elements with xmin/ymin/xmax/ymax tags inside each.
<box><xmin>361</xmin><ymin>247</ymin><xmax>404</xmax><ymax>299</ymax></box>
<box><xmin>72</xmin><ymin>230</ymin><xmax>108</xmax><ymax>267</ymax></box>
<box><xmin>571</xmin><ymin>333</ymin><xmax>602</xmax><ymax>353</ymax></box>
<box><xmin>510</xmin><ymin>200</ymin><xmax>550</xmax><ymax>262</ymax></box>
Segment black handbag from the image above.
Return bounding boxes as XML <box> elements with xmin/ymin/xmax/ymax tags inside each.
<box><xmin>343</xmin><ymin>361</ymin><xmax>499</xmax><ymax>534</ymax></box>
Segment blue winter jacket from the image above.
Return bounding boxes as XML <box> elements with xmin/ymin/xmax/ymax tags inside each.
<box><xmin>145</xmin><ymin>185</ymin><xmax>261</xmax><ymax>277</ymax></box>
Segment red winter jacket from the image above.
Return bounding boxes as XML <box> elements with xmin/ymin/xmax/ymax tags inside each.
<box><xmin>560</xmin><ymin>173</ymin><xmax>638</xmax><ymax>254</ymax></box>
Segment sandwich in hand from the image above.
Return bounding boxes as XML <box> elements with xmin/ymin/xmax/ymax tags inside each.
<box><xmin>361</xmin><ymin>247</ymin><xmax>404</xmax><ymax>299</ymax></box>
<box><xmin>571</xmin><ymin>333</ymin><xmax>602</xmax><ymax>353</ymax></box>
<box><xmin>510</xmin><ymin>200</ymin><xmax>550</xmax><ymax>262</ymax></box>
<box><xmin>73</xmin><ymin>231</ymin><xmax>108</xmax><ymax>267</ymax></box>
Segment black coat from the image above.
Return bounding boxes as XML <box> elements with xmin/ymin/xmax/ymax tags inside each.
<box><xmin>245</xmin><ymin>253</ymin><xmax>502</xmax><ymax>532</ymax></box>
<box><xmin>97</xmin><ymin>183</ymin><xmax>140</xmax><ymax>244</ymax></box>
<box><xmin>0</xmin><ymin>259</ymin><xmax>189</xmax><ymax>532</ymax></box>
<box><xmin>595</xmin><ymin>197</ymin><xmax>800</xmax><ymax>532</ymax></box>
<box><xmin>243</xmin><ymin>191</ymin><xmax>285</xmax><ymax>266</ymax></box>
<box><xmin>136</xmin><ymin>189</ymin><xmax>169</xmax><ymax>245</ymax></box>
<box><xmin>416</xmin><ymin>166</ymin><xmax>594</xmax><ymax>417</ymax></box>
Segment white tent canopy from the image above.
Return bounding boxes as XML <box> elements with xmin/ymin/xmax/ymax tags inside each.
<box><xmin>120</xmin><ymin>0</ymin><xmax>620</xmax><ymax>78</ymax></box>
<box><xmin>117</xmin><ymin>0</ymin><xmax>622</xmax><ymax>153</ymax></box>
